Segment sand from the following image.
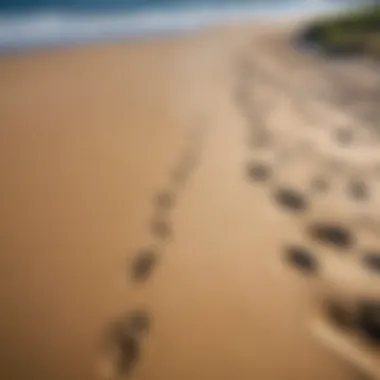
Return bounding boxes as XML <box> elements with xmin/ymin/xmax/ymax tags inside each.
<box><xmin>0</xmin><ymin>18</ymin><xmax>376</xmax><ymax>380</ymax></box>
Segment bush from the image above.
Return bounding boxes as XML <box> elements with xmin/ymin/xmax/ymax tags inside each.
<box><xmin>364</xmin><ymin>34</ymin><xmax>380</xmax><ymax>59</ymax></box>
<box><xmin>299</xmin><ymin>4</ymin><xmax>380</xmax><ymax>58</ymax></box>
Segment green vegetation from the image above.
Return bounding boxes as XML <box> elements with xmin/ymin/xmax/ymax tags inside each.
<box><xmin>302</xmin><ymin>4</ymin><xmax>380</xmax><ymax>59</ymax></box>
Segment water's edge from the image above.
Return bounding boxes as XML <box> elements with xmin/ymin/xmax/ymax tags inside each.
<box><xmin>0</xmin><ymin>1</ymin><xmax>346</xmax><ymax>52</ymax></box>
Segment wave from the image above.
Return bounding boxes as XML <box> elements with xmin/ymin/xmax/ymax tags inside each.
<box><xmin>0</xmin><ymin>1</ymin><xmax>344</xmax><ymax>51</ymax></box>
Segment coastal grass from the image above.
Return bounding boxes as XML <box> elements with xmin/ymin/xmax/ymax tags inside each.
<box><xmin>301</xmin><ymin>4</ymin><xmax>380</xmax><ymax>59</ymax></box>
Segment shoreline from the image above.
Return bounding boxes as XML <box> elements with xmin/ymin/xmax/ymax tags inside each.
<box><xmin>0</xmin><ymin>1</ymin><xmax>346</xmax><ymax>53</ymax></box>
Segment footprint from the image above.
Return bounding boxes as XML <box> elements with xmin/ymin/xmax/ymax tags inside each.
<box><xmin>335</xmin><ymin>127</ymin><xmax>355</xmax><ymax>146</ymax></box>
<box><xmin>310</xmin><ymin>176</ymin><xmax>329</xmax><ymax>193</ymax></box>
<box><xmin>324</xmin><ymin>300</ymin><xmax>355</xmax><ymax>329</ymax></box>
<box><xmin>170</xmin><ymin>148</ymin><xmax>202</xmax><ymax>188</ymax></box>
<box><xmin>308</xmin><ymin>223</ymin><xmax>354</xmax><ymax>250</ymax></box>
<box><xmin>154</xmin><ymin>191</ymin><xmax>175</xmax><ymax>210</ymax></box>
<box><xmin>170</xmin><ymin>166</ymin><xmax>188</xmax><ymax>187</ymax></box>
<box><xmin>328</xmin><ymin>158</ymin><xmax>347</xmax><ymax>174</ymax></box>
<box><xmin>273</xmin><ymin>188</ymin><xmax>308</xmax><ymax>213</ymax></box>
<box><xmin>151</xmin><ymin>220</ymin><xmax>172</xmax><ymax>241</ymax></box>
<box><xmin>362</xmin><ymin>251</ymin><xmax>380</xmax><ymax>274</ymax></box>
<box><xmin>283</xmin><ymin>245</ymin><xmax>319</xmax><ymax>274</ymax></box>
<box><xmin>125</xmin><ymin>310</ymin><xmax>152</xmax><ymax>336</ymax></box>
<box><xmin>131</xmin><ymin>249</ymin><xmax>158</xmax><ymax>282</ymax></box>
<box><xmin>347</xmin><ymin>179</ymin><xmax>369</xmax><ymax>201</ymax></box>
<box><xmin>100</xmin><ymin>310</ymin><xmax>152</xmax><ymax>378</ymax></box>
<box><xmin>100</xmin><ymin>318</ymin><xmax>141</xmax><ymax>378</ymax></box>
<box><xmin>246</xmin><ymin>162</ymin><xmax>272</xmax><ymax>182</ymax></box>
<box><xmin>357</xmin><ymin>301</ymin><xmax>380</xmax><ymax>344</ymax></box>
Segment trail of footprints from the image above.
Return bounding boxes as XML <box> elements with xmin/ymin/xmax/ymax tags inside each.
<box><xmin>235</xmin><ymin>51</ymin><xmax>380</xmax><ymax>347</ymax></box>
<box><xmin>98</xmin><ymin>125</ymin><xmax>206</xmax><ymax>379</ymax></box>
<box><xmin>97</xmin><ymin>49</ymin><xmax>378</xmax><ymax>377</ymax></box>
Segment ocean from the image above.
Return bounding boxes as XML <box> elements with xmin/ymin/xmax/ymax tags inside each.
<box><xmin>0</xmin><ymin>0</ymin><xmax>347</xmax><ymax>50</ymax></box>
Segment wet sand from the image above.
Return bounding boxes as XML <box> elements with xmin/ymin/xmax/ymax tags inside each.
<box><xmin>0</xmin><ymin>19</ymin><xmax>368</xmax><ymax>380</ymax></box>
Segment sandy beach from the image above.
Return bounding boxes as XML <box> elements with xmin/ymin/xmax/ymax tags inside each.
<box><xmin>1</xmin><ymin>15</ymin><xmax>379</xmax><ymax>380</ymax></box>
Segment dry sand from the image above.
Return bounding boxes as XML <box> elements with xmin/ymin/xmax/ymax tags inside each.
<box><xmin>0</xmin><ymin>18</ymin><xmax>377</xmax><ymax>380</ymax></box>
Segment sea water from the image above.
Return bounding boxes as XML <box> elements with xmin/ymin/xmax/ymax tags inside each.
<box><xmin>0</xmin><ymin>0</ymin><xmax>347</xmax><ymax>50</ymax></box>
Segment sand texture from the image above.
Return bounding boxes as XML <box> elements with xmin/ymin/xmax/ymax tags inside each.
<box><xmin>0</xmin><ymin>20</ymin><xmax>379</xmax><ymax>380</ymax></box>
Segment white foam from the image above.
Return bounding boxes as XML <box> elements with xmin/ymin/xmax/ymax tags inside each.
<box><xmin>0</xmin><ymin>2</ymin><xmax>345</xmax><ymax>50</ymax></box>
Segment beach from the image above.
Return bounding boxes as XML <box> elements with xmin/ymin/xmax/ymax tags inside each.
<box><xmin>0</xmin><ymin>13</ymin><xmax>378</xmax><ymax>380</ymax></box>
